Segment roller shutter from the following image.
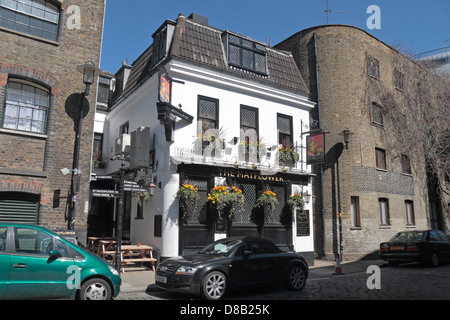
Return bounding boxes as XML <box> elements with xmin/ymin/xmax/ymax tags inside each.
<box><xmin>0</xmin><ymin>193</ymin><xmax>39</xmax><ymax>224</ymax></box>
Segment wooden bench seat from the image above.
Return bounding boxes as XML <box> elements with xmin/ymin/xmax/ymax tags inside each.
<box><xmin>122</xmin><ymin>257</ymin><xmax>157</xmax><ymax>272</ymax></box>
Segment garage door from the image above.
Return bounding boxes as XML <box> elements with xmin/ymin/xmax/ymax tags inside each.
<box><xmin>0</xmin><ymin>193</ymin><xmax>39</xmax><ymax>224</ymax></box>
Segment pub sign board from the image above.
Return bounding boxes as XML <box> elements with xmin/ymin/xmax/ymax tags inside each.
<box><xmin>306</xmin><ymin>133</ymin><xmax>325</xmax><ymax>164</ymax></box>
<box><xmin>159</xmin><ymin>71</ymin><xmax>171</xmax><ymax>104</ymax></box>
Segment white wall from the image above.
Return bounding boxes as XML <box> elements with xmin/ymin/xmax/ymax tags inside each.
<box><xmin>102</xmin><ymin>59</ymin><xmax>315</xmax><ymax>256</ymax></box>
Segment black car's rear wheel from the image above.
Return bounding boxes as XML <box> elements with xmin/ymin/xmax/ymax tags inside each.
<box><xmin>201</xmin><ymin>271</ymin><xmax>227</xmax><ymax>300</ymax></box>
<box><xmin>287</xmin><ymin>265</ymin><xmax>307</xmax><ymax>291</ymax></box>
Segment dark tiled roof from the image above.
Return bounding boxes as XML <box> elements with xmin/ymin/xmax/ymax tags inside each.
<box><xmin>116</xmin><ymin>13</ymin><xmax>309</xmax><ymax>104</ymax></box>
<box><xmin>119</xmin><ymin>45</ymin><xmax>152</xmax><ymax>101</ymax></box>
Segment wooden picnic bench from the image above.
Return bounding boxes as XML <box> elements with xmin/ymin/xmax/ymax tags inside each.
<box><xmin>117</xmin><ymin>244</ymin><xmax>157</xmax><ymax>273</ymax></box>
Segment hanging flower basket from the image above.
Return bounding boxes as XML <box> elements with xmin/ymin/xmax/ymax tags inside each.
<box><xmin>207</xmin><ymin>185</ymin><xmax>244</xmax><ymax>220</ymax></box>
<box><xmin>287</xmin><ymin>193</ymin><xmax>305</xmax><ymax>212</ymax></box>
<box><xmin>176</xmin><ymin>184</ymin><xmax>200</xmax><ymax>221</ymax></box>
<box><xmin>255</xmin><ymin>190</ymin><xmax>279</xmax><ymax>220</ymax></box>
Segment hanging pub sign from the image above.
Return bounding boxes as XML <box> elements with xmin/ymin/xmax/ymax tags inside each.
<box><xmin>306</xmin><ymin>133</ymin><xmax>325</xmax><ymax>164</ymax></box>
<box><xmin>159</xmin><ymin>71</ymin><xmax>171</xmax><ymax>104</ymax></box>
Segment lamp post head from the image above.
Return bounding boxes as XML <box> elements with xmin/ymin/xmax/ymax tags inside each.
<box><xmin>340</xmin><ymin>129</ymin><xmax>355</xmax><ymax>150</ymax></box>
<box><xmin>76</xmin><ymin>61</ymin><xmax>101</xmax><ymax>96</ymax></box>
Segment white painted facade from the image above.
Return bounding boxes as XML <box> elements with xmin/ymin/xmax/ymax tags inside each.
<box><xmin>94</xmin><ymin>40</ymin><xmax>315</xmax><ymax>261</ymax></box>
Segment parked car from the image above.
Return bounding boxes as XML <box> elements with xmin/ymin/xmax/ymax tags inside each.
<box><xmin>155</xmin><ymin>236</ymin><xmax>308</xmax><ymax>300</ymax></box>
<box><xmin>0</xmin><ymin>223</ymin><xmax>121</xmax><ymax>300</ymax></box>
<box><xmin>380</xmin><ymin>230</ymin><xmax>450</xmax><ymax>267</ymax></box>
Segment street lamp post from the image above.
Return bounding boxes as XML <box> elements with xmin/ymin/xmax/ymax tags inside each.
<box><xmin>336</xmin><ymin>129</ymin><xmax>355</xmax><ymax>260</ymax></box>
<box><xmin>69</xmin><ymin>61</ymin><xmax>101</xmax><ymax>230</ymax></box>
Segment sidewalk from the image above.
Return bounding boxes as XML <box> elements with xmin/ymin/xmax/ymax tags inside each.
<box><xmin>118</xmin><ymin>259</ymin><xmax>385</xmax><ymax>294</ymax></box>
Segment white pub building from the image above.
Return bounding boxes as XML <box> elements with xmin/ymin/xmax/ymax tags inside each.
<box><xmin>92</xmin><ymin>13</ymin><xmax>316</xmax><ymax>263</ymax></box>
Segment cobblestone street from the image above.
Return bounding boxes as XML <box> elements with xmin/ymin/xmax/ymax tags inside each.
<box><xmin>116</xmin><ymin>262</ymin><xmax>450</xmax><ymax>300</ymax></box>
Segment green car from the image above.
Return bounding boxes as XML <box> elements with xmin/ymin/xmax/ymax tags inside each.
<box><xmin>0</xmin><ymin>223</ymin><xmax>121</xmax><ymax>300</ymax></box>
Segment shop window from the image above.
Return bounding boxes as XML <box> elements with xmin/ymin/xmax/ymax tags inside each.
<box><xmin>0</xmin><ymin>0</ymin><xmax>59</xmax><ymax>42</ymax></box>
<box><xmin>2</xmin><ymin>78</ymin><xmax>49</xmax><ymax>134</ymax></box>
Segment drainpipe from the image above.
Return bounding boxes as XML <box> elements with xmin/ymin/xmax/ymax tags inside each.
<box><xmin>313</xmin><ymin>33</ymin><xmax>326</xmax><ymax>258</ymax></box>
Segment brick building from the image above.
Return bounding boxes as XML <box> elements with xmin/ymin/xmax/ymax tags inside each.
<box><xmin>0</xmin><ymin>0</ymin><xmax>105</xmax><ymax>243</ymax></box>
<box><xmin>277</xmin><ymin>25</ymin><xmax>447</xmax><ymax>260</ymax></box>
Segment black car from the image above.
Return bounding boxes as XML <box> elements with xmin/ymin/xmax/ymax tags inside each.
<box><xmin>380</xmin><ymin>230</ymin><xmax>450</xmax><ymax>267</ymax></box>
<box><xmin>155</xmin><ymin>236</ymin><xmax>308</xmax><ymax>300</ymax></box>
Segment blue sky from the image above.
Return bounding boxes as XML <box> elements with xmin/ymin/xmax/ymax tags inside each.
<box><xmin>100</xmin><ymin>0</ymin><xmax>450</xmax><ymax>73</ymax></box>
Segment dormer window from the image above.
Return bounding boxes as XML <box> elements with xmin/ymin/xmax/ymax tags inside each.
<box><xmin>224</xmin><ymin>32</ymin><xmax>267</xmax><ymax>75</ymax></box>
<box><xmin>150</xmin><ymin>20</ymin><xmax>176</xmax><ymax>69</ymax></box>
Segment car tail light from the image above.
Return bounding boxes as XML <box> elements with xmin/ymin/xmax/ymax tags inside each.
<box><xmin>406</xmin><ymin>244</ymin><xmax>421</xmax><ymax>252</ymax></box>
<box><xmin>380</xmin><ymin>244</ymin><xmax>389</xmax><ymax>252</ymax></box>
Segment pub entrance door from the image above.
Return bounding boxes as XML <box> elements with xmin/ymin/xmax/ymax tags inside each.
<box><xmin>178</xmin><ymin>176</ymin><xmax>214</xmax><ymax>255</ymax></box>
<box><xmin>231</xmin><ymin>180</ymin><xmax>292</xmax><ymax>250</ymax></box>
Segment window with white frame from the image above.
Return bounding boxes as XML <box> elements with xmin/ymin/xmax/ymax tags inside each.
<box><xmin>378</xmin><ymin>198</ymin><xmax>390</xmax><ymax>226</ymax></box>
<box><xmin>2</xmin><ymin>78</ymin><xmax>49</xmax><ymax>134</ymax></box>
<box><xmin>405</xmin><ymin>200</ymin><xmax>415</xmax><ymax>226</ymax></box>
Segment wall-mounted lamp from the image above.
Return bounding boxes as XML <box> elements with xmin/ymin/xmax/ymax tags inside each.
<box><xmin>302</xmin><ymin>191</ymin><xmax>312</xmax><ymax>204</ymax></box>
<box><xmin>149</xmin><ymin>182</ymin><xmax>157</xmax><ymax>196</ymax></box>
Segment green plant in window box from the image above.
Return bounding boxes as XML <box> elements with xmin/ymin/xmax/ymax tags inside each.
<box><xmin>278</xmin><ymin>145</ymin><xmax>299</xmax><ymax>166</ymax></box>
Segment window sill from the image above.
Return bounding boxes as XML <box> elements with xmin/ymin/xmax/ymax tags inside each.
<box><xmin>0</xmin><ymin>128</ymin><xmax>47</xmax><ymax>140</ymax></box>
<box><xmin>379</xmin><ymin>225</ymin><xmax>391</xmax><ymax>229</ymax></box>
<box><xmin>0</xmin><ymin>167</ymin><xmax>48</xmax><ymax>178</ymax></box>
<box><xmin>0</xmin><ymin>26</ymin><xmax>59</xmax><ymax>46</ymax></box>
<box><xmin>370</xmin><ymin>121</ymin><xmax>384</xmax><ymax>128</ymax></box>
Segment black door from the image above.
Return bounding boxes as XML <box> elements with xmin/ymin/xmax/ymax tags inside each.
<box><xmin>179</xmin><ymin>177</ymin><xmax>214</xmax><ymax>255</ymax></box>
<box><xmin>231</xmin><ymin>180</ymin><xmax>292</xmax><ymax>249</ymax></box>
